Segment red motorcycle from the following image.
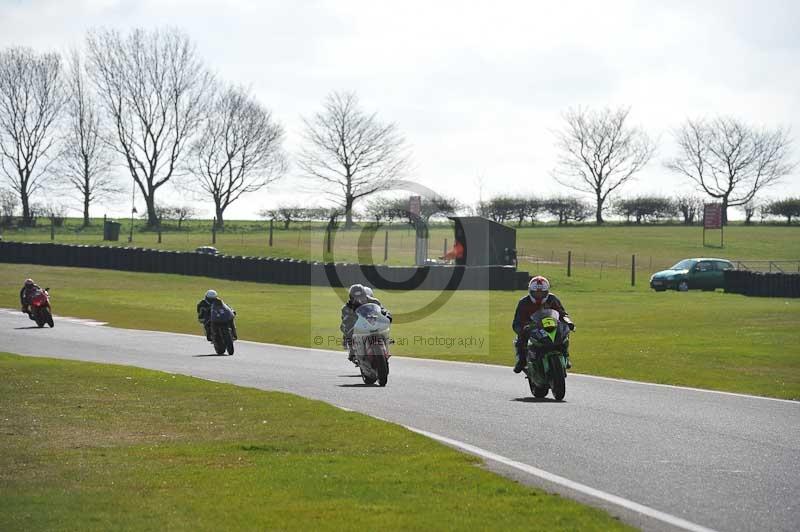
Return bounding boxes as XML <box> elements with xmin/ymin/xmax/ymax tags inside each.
<box><xmin>28</xmin><ymin>288</ymin><xmax>54</xmax><ymax>328</ymax></box>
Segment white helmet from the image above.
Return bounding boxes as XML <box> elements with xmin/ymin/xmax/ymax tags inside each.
<box><xmin>528</xmin><ymin>276</ymin><xmax>550</xmax><ymax>304</ymax></box>
<box><xmin>205</xmin><ymin>289</ymin><xmax>218</xmax><ymax>301</ymax></box>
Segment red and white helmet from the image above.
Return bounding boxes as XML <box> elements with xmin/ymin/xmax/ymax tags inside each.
<box><xmin>528</xmin><ymin>276</ymin><xmax>550</xmax><ymax>304</ymax></box>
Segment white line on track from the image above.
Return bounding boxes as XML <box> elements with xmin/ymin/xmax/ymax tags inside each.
<box><xmin>405</xmin><ymin>426</ymin><xmax>720</xmax><ymax>532</ymax></box>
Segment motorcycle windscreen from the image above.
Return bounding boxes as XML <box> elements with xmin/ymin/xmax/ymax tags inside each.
<box><xmin>355</xmin><ymin>303</ymin><xmax>382</xmax><ymax>320</ymax></box>
<box><xmin>529</xmin><ymin>308</ymin><xmax>564</xmax><ymax>344</ymax></box>
<box><xmin>210</xmin><ymin>303</ymin><xmax>234</xmax><ymax>323</ymax></box>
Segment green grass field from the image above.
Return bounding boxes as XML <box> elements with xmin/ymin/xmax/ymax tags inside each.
<box><xmin>0</xmin><ymin>354</ymin><xmax>630</xmax><ymax>531</ymax></box>
<box><xmin>4</xmin><ymin>219</ymin><xmax>799</xmax><ymax>272</ymax></box>
<box><xmin>2</xmin><ymin>263</ymin><xmax>798</xmax><ymax>399</ymax></box>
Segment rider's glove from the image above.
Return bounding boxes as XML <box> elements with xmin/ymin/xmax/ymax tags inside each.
<box><xmin>567</xmin><ymin>322</ymin><xmax>575</xmax><ymax>331</ymax></box>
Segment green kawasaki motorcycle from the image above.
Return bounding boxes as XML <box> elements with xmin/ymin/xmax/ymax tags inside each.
<box><xmin>524</xmin><ymin>309</ymin><xmax>572</xmax><ymax>401</ymax></box>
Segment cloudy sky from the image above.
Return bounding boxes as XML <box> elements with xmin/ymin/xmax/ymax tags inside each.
<box><xmin>1</xmin><ymin>0</ymin><xmax>799</xmax><ymax>219</ymax></box>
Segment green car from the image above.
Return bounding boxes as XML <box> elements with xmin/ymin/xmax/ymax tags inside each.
<box><xmin>649</xmin><ymin>258</ymin><xmax>735</xmax><ymax>292</ymax></box>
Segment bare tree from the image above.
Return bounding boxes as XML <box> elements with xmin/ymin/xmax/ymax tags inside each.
<box><xmin>0</xmin><ymin>186</ymin><xmax>18</xmax><ymax>226</ymax></box>
<box><xmin>173</xmin><ymin>205</ymin><xmax>198</xmax><ymax>229</ymax></box>
<box><xmin>666</xmin><ymin>117</ymin><xmax>795</xmax><ymax>225</ymax></box>
<box><xmin>59</xmin><ymin>49</ymin><xmax>118</xmax><ymax>227</ymax></box>
<box><xmin>553</xmin><ymin>106</ymin><xmax>655</xmax><ymax>224</ymax></box>
<box><xmin>258</xmin><ymin>205</ymin><xmax>302</xmax><ymax>229</ymax></box>
<box><xmin>0</xmin><ymin>47</ymin><xmax>65</xmax><ymax>226</ymax></box>
<box><xmin>740</xmin><ymin>200</ymin><xmax>759</xmax><ymax>226</ymax></box>
<box><xmin>190</xmin><ymin>84</ymin><xmax>286</xmax><ymax>229</ymax></box>
<box><xmin>674</xmin><ymin>194</ymin><xmax>703</xmax><ymax>225</ymax></box>
<box><xmin>297</xmin><ymin>91</ymin><xmax>410</xmax><ymax>228</ymax></box>
<box><xmin>86</xmin><ymin>27</ymin><xmax>213</xmax><ymax>226</ymax></box>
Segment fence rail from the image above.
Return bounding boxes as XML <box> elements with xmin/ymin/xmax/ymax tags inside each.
<box><xmin>734</xmin><ymin>261</ymin><xmax>800</xmax><ymax>273</ymax></box>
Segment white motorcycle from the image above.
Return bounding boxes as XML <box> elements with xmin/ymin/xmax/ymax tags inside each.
<box><xmin>350</xmin><ymin>303</ymin><xmax>392</xmax><ymax>386</ymax></box>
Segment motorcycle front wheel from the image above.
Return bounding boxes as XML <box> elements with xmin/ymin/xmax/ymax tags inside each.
<box><xmin>43</xmin><ymin>308</ymin><xmax>54</xmax><ymax>327</ymax></box>
<box><xmin>212</xmin><ymin>326</ymin><xmax>226</xmax><ymax>355</ymax></box>
<box><xmin>222</xmin><ymin>327</ymin><xmax>234</xmax><ymax>355</ymax></box>
<box><xmin>528</xmin><ymin>377</ymin><xmax>549</xmax><ymax>398</ymax></box>
<box><xmin>376</xmin><ymin>354</ymin><xmax>389</xmax><ymax>387</ymax></box>
<box><xmin>549</xmin><ymin>356</ymin><xmax>566</xmax><ymax>401</ymax></box>
<box><xmin>33</xmin><ymin>309</ymin><xmax>45</xmax><ymax>328</ymax></box>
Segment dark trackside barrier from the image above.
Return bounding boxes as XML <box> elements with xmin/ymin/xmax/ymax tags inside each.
<box><xmin>723</xmin><ymin>269</ymin><xmax>800</xmax><ymax>298</ymax></box>
<box><xmin>0</xmin><ymin>241</ymin><xmax>529</xmax><ymax>291</ymax></box>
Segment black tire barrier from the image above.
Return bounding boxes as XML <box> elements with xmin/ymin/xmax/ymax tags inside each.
<box><xmin>723</xmin><ymin>269</ymin><xmax>800</xmax><ymax>298</ymax></box>
<box><xmin>0</xmin><ymin>241</ymin><xmax>530</xmax><ymax>291</ymax></box>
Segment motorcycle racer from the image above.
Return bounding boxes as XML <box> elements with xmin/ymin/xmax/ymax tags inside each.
<box><xmin>19</xmin><ymin>278</ymin><xmax>41</xmax><ymax>314</ymax></box>
<box><xmin>512</xmin><ymin>276</ymin><xmax>574</xmax><ymax>373</ymax></box>
<box><xmin>341</xmin><ymin>284</ymin><xmax>391</xmax><ymax>362</ymax></box>
<box><xmin>197</xmin><ymin>289</ymin><xmax>238</xmax><ymax>341</ymax></box>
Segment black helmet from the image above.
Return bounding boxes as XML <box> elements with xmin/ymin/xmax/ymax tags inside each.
<box><xmin>348</xmin><ymin>284</ymin><xmax>367</xmax><ymax>305</ymax></box>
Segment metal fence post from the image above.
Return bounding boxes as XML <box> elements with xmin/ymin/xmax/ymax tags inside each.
<box><xmin>567</xmin><ymin>250</ymin><xmax>572</xmax><ymax>277</ymax></box>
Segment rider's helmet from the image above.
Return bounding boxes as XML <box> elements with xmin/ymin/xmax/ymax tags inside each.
<box><xmin>205</xmin><ymin>289</ymin><xmax>218</xmax><ymax>302</ymax></box>
<box><xmin>528</xmin><ymin>276</ymin><xmax>550</xmax><ymax>305</ymax></box>
<box><xmin>24</xmin><ymin>278</ymin><xmax>34</xmax><ymax>287</ymax></box>
<box><xmin>348</xmin><ymin>284</ymin><xmax>367</xmax><ymax>305</ymax></box>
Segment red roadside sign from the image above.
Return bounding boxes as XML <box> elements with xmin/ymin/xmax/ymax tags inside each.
<box><xmin>704</xmin><ymin>203</ymin><xmax>722</xmax><ymax>229</ymax></box>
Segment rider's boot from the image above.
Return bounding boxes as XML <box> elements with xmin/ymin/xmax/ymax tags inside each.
<box><xmin>230</xmin><ymin>321</ymin><xmax>238</xmax><ymax>340</ymax></box>
<box><xmin>513</xmin><ymin>351</ymin><xmax>526</xmax><ymax>373</ymax></box>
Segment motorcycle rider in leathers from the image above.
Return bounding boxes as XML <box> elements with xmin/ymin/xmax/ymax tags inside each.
<box><xmin>197</xmin><ymin>289</ymin><xmax>238</xmax><ymax>341</ymax></box>
<box><xmin>512</xmin><ymin>276</ymin><xmax>574</xmax><ymax>373</ymax></box>
<box><xmin>340</xmin><ymin>284</ymin><xmax>392</xmax><ymax>363</ymax></box>
<box><xmin>19</xmin><ymin>278</ymin><xmax>41</xmax><ymax>315</ymax></box>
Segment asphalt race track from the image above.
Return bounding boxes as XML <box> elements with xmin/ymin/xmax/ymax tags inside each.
<box><xmin>2</xmin><ymin>309</ymin><xmax>798</xmax><ymax>532</ymax></box>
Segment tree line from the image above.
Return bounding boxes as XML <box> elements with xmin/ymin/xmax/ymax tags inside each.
<box><xmin>0</xmin><ymin>28</ymin><xmax>796</xmax><ymax>230</ymax></box>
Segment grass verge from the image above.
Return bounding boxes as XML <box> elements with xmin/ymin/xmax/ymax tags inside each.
<box><xmin>4</xmin><ymin>222</ymin><xmax>799</xmax><ymax>270</ymax></box>
<box><xmin>0</xmin><ymin>353</ymin><xmax>630</xmax><ymax>531</ymax></box>
<box><xmin>1</xmin><ymin>263</ymin><xmax>798</xmax><ymax>399</ymax></box>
